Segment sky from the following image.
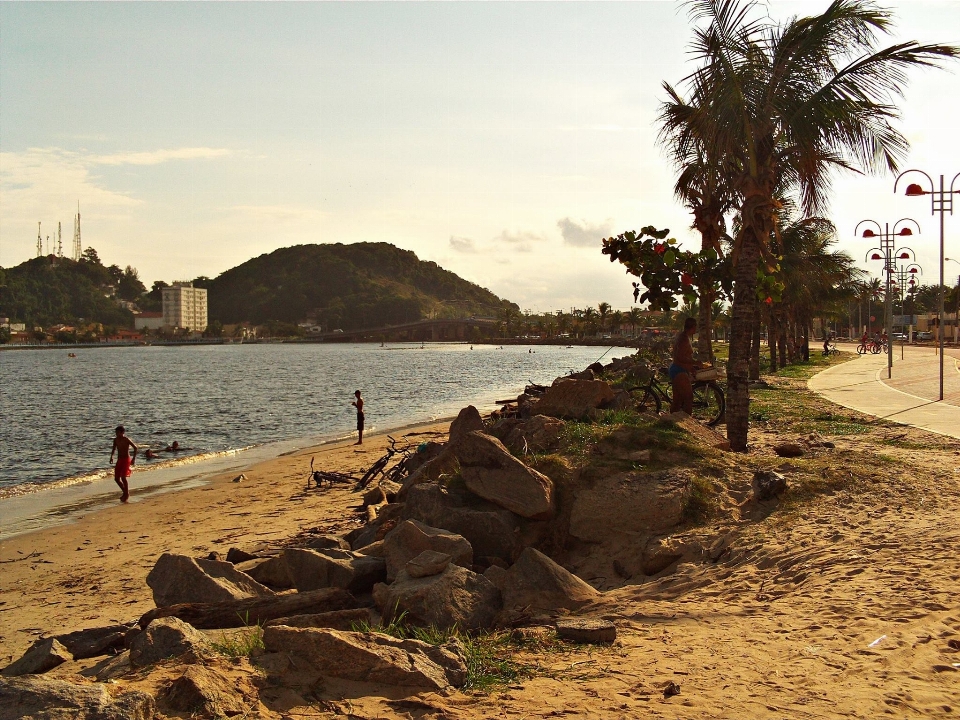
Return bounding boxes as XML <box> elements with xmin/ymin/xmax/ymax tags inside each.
<box><xmin>2</xmin><ymin>1</ymin><xmax>959</xmax><ymax>314</ymax></box>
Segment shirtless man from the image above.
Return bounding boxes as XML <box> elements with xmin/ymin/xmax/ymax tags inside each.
<box><xmin>109</xmin><ymin>425</ymin><xmax>138</xmax><ymax>502</ymax></box>
<box><xmin>669</xmin><ymin>317</ymin><xmax>700</xmax><ymax>414</ymax></box>
<box><xmin>352</xmin><ymin>390</ymin><xmax>365</xmax><ymax>445</ymax></box>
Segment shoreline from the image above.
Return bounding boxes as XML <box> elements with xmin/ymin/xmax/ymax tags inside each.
<box><xmin>0</xmin><ymin>415</ymin><xmax>458</xmax><ymax>542</ymax></box>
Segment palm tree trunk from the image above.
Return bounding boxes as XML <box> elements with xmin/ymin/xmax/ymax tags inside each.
<box><xmin>698</xmin><ymin>286</ymin><xmax>714</xmax><ymax>364</ymax></box>
<box><xmin>749</xmin><ymin>299</ymin><xmax>761</xmax><ymax>381</ymax></box>
<box><xmin>726</xmin><ymin>235</ymin><xmax>761</xmax><ymax>451</ymax></box>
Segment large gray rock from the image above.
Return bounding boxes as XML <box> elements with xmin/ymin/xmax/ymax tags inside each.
<box><xmin>405</xmin><ymin>550</ymin><xmax>452</xmax><ymax>579</ymax></box>
<box><xmin>456</xmin><ymin>431</ymin><xmax>555</xmax><ymax>520</ymax></box>
<box><xmin>402</xmin><ymin>483</ymin><xmax>520</xmax><ymax>562</ymax></box>
<box><xmin>568</xmin><ymin>471</ymin><xmax>687</xmax><ymax>543</ymax></box>
<box><xmin>382</xmin><ymin>520</ymin><xmax>473</xmax><ymax>582</ymax></box>
<box><xmin>397</xmin><ymin>449</ymin><xmax>459</xmax><ymax>502</ymax></box>
<box><xmin>262</xmin><ymin>627</ymin><xmax>467</xmax><ymax>690</ymax></box>
<box><xmin>146</xmin><ymin>553</ymin><xmax>274</xmax><ymax>607</ymax></box>
<box><xmin>374</xmin><ymin>563</ymin><xmax>501</xmax><ymax>631</ymax></box>
<box><xmin>502</xmin><ymin>415</ymin><xmax>564</xmax><ymax>455</ymax></box>
<box><xmin>243</xmin><ymin>555</ymin><xmax>294</xmax><ymax>590</ymax></box>
<box><xmin>264</xmin><ymin>608</ymin><xmax>374</xmax><ymax>630</ymax></box>
<box><xmin>448</xmin><ymin>405</ymin><xmax>485</xmax><ymax>446</ymax></box>
<box><xmin>129</xmin><ymin>617</ymin><xmax>209</xmax><ymax>668</ymax></box>
<box><xmin>496</xmin><ymin>548</ymin><xmax>599</xmax><ymax>615</ymax></box>
<box><xmin>533</xmin><ymin>379</ymin><xmax>615</xmax><ymax>420</ymax></box>
<box><xmin>282</xmin><ymin>548</ymin><xmax>386</xmax><ymax>594</ymax></box>
<box><xmin>54</xmin><ymin>625</ymin><xmax>132</xmax><ymax>660</ymax></box>
<box><xmin>159</xmin><ymin>665</ymin><xmax>247</xmax><ymax>717</ymax></box>
<box><xmin>0</xmin><ymin>676</ymin><xmax>155</xmax><ymax>720</ymax></box>
<box><xmin>1</xmin><ymin>638</ymin><xmax>70</xmax><ymax>677</ymax></box>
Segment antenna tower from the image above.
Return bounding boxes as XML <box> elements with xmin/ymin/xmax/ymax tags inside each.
<box><xmin>73</xmin><ymin>203</ymin><xmax>82</xmax><ymax>261</ymax></box>
<box><xmin>37</xmin><ymin>222</ymin><xmax>43</xmax><ymax>257</ymax></box>
<box><xmin>57</xmin><ymin>222</ymin><xmax>63</xmax><ymax>257</ymax></box>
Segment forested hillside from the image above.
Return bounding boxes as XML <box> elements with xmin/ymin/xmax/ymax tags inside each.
<box><xmin>204</xmin><ymin>243</ymin><xmax>517</xmax><ymax>329</ymax></box>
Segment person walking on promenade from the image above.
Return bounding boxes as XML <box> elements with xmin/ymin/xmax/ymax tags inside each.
<box><xmin>352</xmin><ymin>390</ymin><xmax>365</xmax><ymax>445</ymax></box>
<box><xmin>109</xmin><ymin>425</ymin><xmax>138</xmax><ymax>502</ymax></box>
<box><xmin>669</xmin><ymin>318</ymin><xmax>699</xmax><ymax>415</ymax></box>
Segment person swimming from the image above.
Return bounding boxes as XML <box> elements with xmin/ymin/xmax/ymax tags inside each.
<box><xmin>164</xmin><ymin>441</ymin><xmax>181</xmax><ymax>452</ymax></box>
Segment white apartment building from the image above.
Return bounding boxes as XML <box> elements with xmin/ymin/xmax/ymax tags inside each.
<box><xmin>162</xmin><ymin>283</ymin><xmax>208</xmax><ymax>332</ymax></box>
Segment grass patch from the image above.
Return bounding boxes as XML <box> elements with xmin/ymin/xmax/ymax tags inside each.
<box><xmin>682</xmin><ymin>475</ymin><xmax>717</xmax><ymax>525</ymax></box>
<box><xmin>212</xmin><ymin>624</ymin><xmax>265</xmax><ymax>659</ymax></box>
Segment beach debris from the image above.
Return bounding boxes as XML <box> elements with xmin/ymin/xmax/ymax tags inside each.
<box><xmin>373</xmin><ymin>563</ymin><xmax>502</xmax><ymax>631</ymax></box>
<box><xmin>138</xmin><ymin>587</ymin><xmax>356</xmax><ymax>630</ymax></box>
<box><xmin>555</xmin><ymin>618</ymin><xmax>617</xmax><ymax>644</ymax></box>
<box><xmin>568</xmin><ymin>470</ymin><xmax>687</xmax><ymax>543</ymax></box>
<box><xmin>532</xmin><ymin>378</ymin><xmax>615</xmax><ymax>420</ymax></box>
<box><xmin>129</xmin><ymin>617</ymin><xmax>210</xmax><ymax>668</ymax></box>
<box><xmin>402</xmin><ymin>482</ymin><xmax>521</xmax><ymax>562</ymax></box>
<box><xmin>263</xmin><ymin>608</ymin><xmax>374</xmax><ymax>630</ymax></box>
<box><xmin>282</xmin><ymin>548</ymin><xmax>386</xmax><ymax>594</ymax></box>
<box><xmin>53</xmin><ymin>624</ymin><xmax>133</xmax><ymax>660</ymax></box>
<box><xmin>262</xmin><ymin>626</ymin><xmax>467</xmax><ymax>690</ymax></box>
<box><xmin>774</xmin><ymin>442</ymin><xmax>805</xmax><ymax>458</ymax></box>
<box><xmin>495</xmin><ymin>548</ymin><xmax>600</xmax><ymax>618</ymax></box>
<box><xmin>753</xmin><ymin>470</ymin><xmax>789</xmax><ymax>501</ymax></box>
<box><xmin>867</xmin><ymin>634</ymin><xmax>887</xmax><ymax>648</ymax></box>
<box><xmin>383</xmin><ymin>519</ymin><xmax>473</xmax><ymax>582</ymax></box>
<box><xmin>0</xmin><ymin>637</ymin><xmax>71</xmax><ymax>677</ymax></box>
<box><xmin>232</xmin><ymin>473</ymin><xmax>245</xmax><ymax>483</ymax></box>
<box><xmin>159</xmin><ymin>665</ymin><xmax>248</xmax><ymax>717</ymax></box>
<box><xmin>224</xmin><ymin>547</ymin><xmax>258</xmax><ymax>564</ymax></box>
<box><xmin>0</xmin><ymin>676</ymin><xmax>155</xmax><ymax>720</ymax></box>
<box><xmin>405</xmin><ymin>550</ymin><xmax>453</xmax><ymax>579</ymax></box>
<box><xmin>661</xmin><ymin>680</ymin><xmax>681</xmax><ymax>698</ymax></box>
<box><xmin>147</xmin><ymin>553</ymin><xmax>274</xmax><ymax>607</ymax></box>
<box><xmin>456</xmin><ymin>431</ymin><xmax>555</xmax><ymax>520</ymax></box>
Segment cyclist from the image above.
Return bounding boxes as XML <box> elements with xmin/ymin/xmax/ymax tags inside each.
<box><xmin>669</xmin><ymin>317</ymin><xmax>699</xmax><ymax>414</ymax></box>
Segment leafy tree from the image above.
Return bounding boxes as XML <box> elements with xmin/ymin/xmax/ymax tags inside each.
<box><xmin>117</xmin><ymin>266</ymin><xmax>147</xmax><ymax>301</ymax></box>
<box><xmin>0</xmin><ymin>327</ymin><xmax>10</xmax><ymax>344</ymax></box>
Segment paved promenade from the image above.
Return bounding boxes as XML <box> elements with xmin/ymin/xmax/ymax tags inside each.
<box><xmin>808</xmin><ymin>344</ymin><xmax>960</xmax><ymax>439</ymax></box>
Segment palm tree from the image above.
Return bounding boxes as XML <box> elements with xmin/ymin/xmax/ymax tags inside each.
<box><xmin>582</xmin><ymin>307</ymin><xmax>598</xmax><ymax>337</ymax></box>
<box><xmin>610</xmin><ymin>310</ymin><xmax>624</xmax><ymax>337</ymax></box>
<box><xmin>662</xmin><ymin>0</ymin><xmax>956</xmax><ymax>450</ymax></box>
<box><xmin>627</xmin><ymin>307</ymin><xmax>643</xmax><ymax>337</ymax></box>
<box><xmin>597</xmin><ymin>302</ymin><xmax>612</xmax><ymax>333</ymax></box>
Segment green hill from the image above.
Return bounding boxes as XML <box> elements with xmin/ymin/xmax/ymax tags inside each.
<box><xmin>203</xmin><ymin>243</ymin><xmax>517</xmax><ymax>329</ymax></box>
<box><xmin>0</xmin><ymin>250</ymin><xmax>141</xmax><ymax>330</ymax></box>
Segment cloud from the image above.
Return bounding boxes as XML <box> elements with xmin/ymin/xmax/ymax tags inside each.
<box><xmin>492</xmin><ymin>229</ymin><xmax>547</xmax><ymax>253</ymax></box>
<box><xmin>557</xmin><ymin>217</ymin><xmax>614</xmax><ymax>248</ymax></box>
<box><xmin>449</xmin><ymin>236</ymin><xmax>478</xmax><ymax>253</ymax></box>
<box><xmin>90</xmin><ymin>147</ymin><xmax>231</xmax><ymax>166</ymax></box>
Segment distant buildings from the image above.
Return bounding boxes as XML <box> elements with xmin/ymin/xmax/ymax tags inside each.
<box><xmin>134</xmin><ymin>311</ymin><xmax>164</xmax><ymax>331</ymax></box>
<box><xmin>162</xmin><ymin>282</ymin><xmax>208</xmax><ymax>333</ymax></box>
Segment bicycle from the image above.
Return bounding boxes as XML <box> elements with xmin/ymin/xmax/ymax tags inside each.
<box><xmin>633</xmin><ymin>367</ymin><xmax>725</xmax><ymax>426</ymax></box>
<box><xmin>857</xmin><ymin>340</ymin><xmax>884</xmax><ymax>355</ymax></box>
<box><xmin>821</xmin><ymin>342</ymin><xmax>840</xmax><ymax>357</ymax></box>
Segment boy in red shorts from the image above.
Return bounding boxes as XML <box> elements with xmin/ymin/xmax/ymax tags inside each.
<box><xmin>109</xmin><ymin>425</ymin><xmax>138</xmax><ymax>502</ymax></box>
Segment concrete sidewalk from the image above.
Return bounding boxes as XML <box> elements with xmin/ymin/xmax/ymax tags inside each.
<box><xmin>808</xmin><ymin>348</ymin><xmax>960</xmax><ymax>439</ymax></box>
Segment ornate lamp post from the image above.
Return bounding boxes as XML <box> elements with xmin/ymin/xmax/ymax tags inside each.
<box><xmin>891</xmin><ymin>262</ymin><xmax>921</xmax><ymax>359</ymax></box>
<box><xmin>859</xmin><ymin>219</ymin><xmax>920</xmax><ymax>378</ymax></box>
<box><xmin>894</xmin><ymin>171</ymin><xmax>960</xmax><ymax>401</ymax></box>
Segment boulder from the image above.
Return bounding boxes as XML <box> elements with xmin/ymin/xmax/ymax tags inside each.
<box><xmin>0</xmin><ymin>676</ymin><xmax>155</xmax><ymax>720</ymax></box>
<box><xmin>54</xmin><ymin>625</ymin><xmax>132</xmax><ymax>660</ymax></box>
<box><xmin>568</xmin><ymin>470</ymin><xmax>687</xmax><ymax>543</ymax></box>
<box><xmin>264</xmin><ymin>608</ymin><xmax>374</xmax><ymax>630</ymax></box>
<box><xmin>604</xmin><ymin>389</ymin><xmax>634</xmax><ymax>411</ymax></box>
<box><xmin>1</xmin><ymin>638</ymin><xmax>70</xmax><ymax>677</ymax></box>
<box><xmin>397</xmin><ymin>449</ymin><xmax>459</xmax><ymax>501</ymax></box>
<box><xmin>405</xmin><ymin>550</ymin><xmax>452</xmax><ymax>578</ymax></box>
<box><xmin>382</xmin><ymin>520</ymin><xmax>473</xmax><ymax>581</ymax></box>
<box><xmin>773</xmin><ymin>442</ymin><xmax>805</xmax><ymax>458</ymax></box>
<box><xmin>375</xmin><ymin>563</ymin><xmax>501</xmax><ymax>630</ymax></box>
<box><xmin>497</xmin><ymin>548</ymin><xmax>599</xmax><ymax>615</ymax></box>
<box><xmin>533</xmin><ymin>379</ymin><xmax>615</xmax><ymax>420</ymax></box>
<box><xmin>302</xmin><ymin>535</ymin><xmax>351</xmax><ymax>551</ymax></box>
<box><xmin>555</xmin><ymin>618</ymin><xmax>617</xmax><ymax>644</ymax></box>
<box><xmin>146</xmin><ymin>553</ymin><xmax>274</xmax><ymax>607</ymax></box>
<box><xmin>159</xmin><ymin>665</ymin><xmax>247</xmax><ymax>716</ymax></box>
<box><xmin>448</xmin><ymin>405</ymin><xmax>485</xmax><ymax>446</ymax></box>
<box><xmin>402</xmin><ymin>483</ymin><xmax>521</xmax><ymax>562</ymax></box>
<box><xmin>225</xmin><ymin>547</ymin><xmax>258</xmax><ymax>564</ymax></box>
<box><xmin>262</xmin><ymin>627</ymin><xmax>467</xmax><ymax>690</ymax></box>
<box><xmin>399</xmin><ymin>441</ymin><xmax>446</xmax><ymax>478</ymax></box>
<box><xmin>129</xmin><ymin>617</ymin><xmax>209</xmax><ymax>668</ymax></box>
<box><xmin>502</xmin><ymin>415</ymin><xmax>564</xmax><ymax>455</ymax></box>
<box><xmin>282</xmin><ymin>548</ymin><xmax>386</xmax><ymax>594</ymax></box>
<box><xmin>244</xmin><ymin>555</ymin><xmax>294</xmax><ymax>590</ymax></box>
<box><xmin>456</xmin><ymin>432</ymin><xmax>555</xmax><ymax>520</ymax></box>
<box><xmin>753</xmin><ymin>470</ymin><xmax>788</xmax><ymax>500</ymax></box>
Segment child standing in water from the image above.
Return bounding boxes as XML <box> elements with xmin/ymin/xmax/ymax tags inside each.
<box><xmin>109</xmin><ymin>425</ymin><xmax>138</xmax><ymax>502</ymax></box>
<box><xmin>352</xmin><ymin>390</ymin><xmax>365</xmax><ymax>445</ymax></box>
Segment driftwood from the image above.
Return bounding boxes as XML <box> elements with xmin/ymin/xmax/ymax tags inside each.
<box><xmin>138</xmin><ymin>588</ymin><xmax>356</xmax><ymax>630</ymax></box>
<box><xmin>54</xmin><ymin>624</ymin><xmax>134</xmax><ymax>659</ymax></box>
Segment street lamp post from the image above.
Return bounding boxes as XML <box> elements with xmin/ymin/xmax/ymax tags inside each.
<box><xmin>895</xmin><ymin>171</ymin><xmax>960</xmax><ymax>401</ymax></box>
<box><xmin>892</xmin><ymin>262</ymin><xmax>922</xmax><ymax>359</ymax></box>
<box><xmin>858</xmin><ymin>219</ymin><xmax>920</xmax><ymax>379</ymax></box>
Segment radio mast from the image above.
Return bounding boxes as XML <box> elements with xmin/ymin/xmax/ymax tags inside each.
<box><xmin>73</xmin><ymin>203</ymin><xmax>82</xmax><ymax>261</ymax></box>
<box><xmin>37</xmin><ymin>222</ymin><xmax>43</xmax><ymax>257</ymax></box>
<box><xmin>57</xmin><ymin>222</ymin><xmax>63</xmax><ymax>257</ymax></box>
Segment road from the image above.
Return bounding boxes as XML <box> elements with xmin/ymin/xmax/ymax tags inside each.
<box><xmin>808</xmin><ymin>344</ymin><xmax>960</xmax><ymax>439</ymax></box>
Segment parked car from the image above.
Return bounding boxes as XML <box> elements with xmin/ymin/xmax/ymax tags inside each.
<box><xmin>892</xmin><ymin>332</ymin><xmax>907</xmax><ymax>340</ymax></box>
<box><xmin>916</xmin><ymin>331</ymin><xmax>934</xmax><ymax>341</ymax></box>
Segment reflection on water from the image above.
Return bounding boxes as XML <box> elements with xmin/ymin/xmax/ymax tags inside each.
<box><xmin>1</xmin><ymin>342</ymin><xmax>633</xmax><ymax>493</ymax></box>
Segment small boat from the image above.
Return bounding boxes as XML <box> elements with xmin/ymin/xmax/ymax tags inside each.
<box><xmin>68</xmin><ymin>352</ymin><xmax>77</xmax><ymax>357</ymax></box>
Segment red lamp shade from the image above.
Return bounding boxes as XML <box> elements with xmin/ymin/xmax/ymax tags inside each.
<box><xmin>898</xmin><ymin>228</ymin><xmax>913</xmax><ymax>236</ymax></box>
<box><xmin>910</xmin><ymin>279</ymin><xmax>916</xmax><ymax>286</ymax></box>
<box><xmin>909</xmin><ymin>267</ymin><xmax>918</xmax><ymax>273</ymax></box>
<box><xmin>905</xmin><ymin>183</ymin><xmax>926</xmax><ymax>196</ymax></box>
<box><xmin>862</xmin><ymin>229</ymin><xmax>877</xmax><ymax>238</ymax></box>
<box><xmin>871</xmin><ymin>252</ymin><xmax>882</xmax><ymax>260</ymax></box>
<box><xmin>899</xmin><ymin>251</ymin><xmax>910</xmax><ymax>258</ymax></box>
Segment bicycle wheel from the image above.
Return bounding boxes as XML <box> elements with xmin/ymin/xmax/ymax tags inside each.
<box><xmin>636</xmin><ymin>387</ymin><xmax>662</xmax><ymax>415</ymax></box>
<box><xmin>691</xmin><ymin>382</ymin><xmax>725</xmax><ymax>426</ymax></box>
<box><xmin>871</xmin><ymin>343</ymin><xmax>881</xmax><ymax>354</ymax></box>
<box><xmin>857</xmin><ymin>343</ymin><xmax>866</xmax><ymax>355</ymax></box>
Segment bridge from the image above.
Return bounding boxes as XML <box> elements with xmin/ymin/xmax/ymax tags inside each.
<box><xmin>308</xmin><ymin>317</ymin><xmax>499</xmax><ymax>343</ymax></box>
